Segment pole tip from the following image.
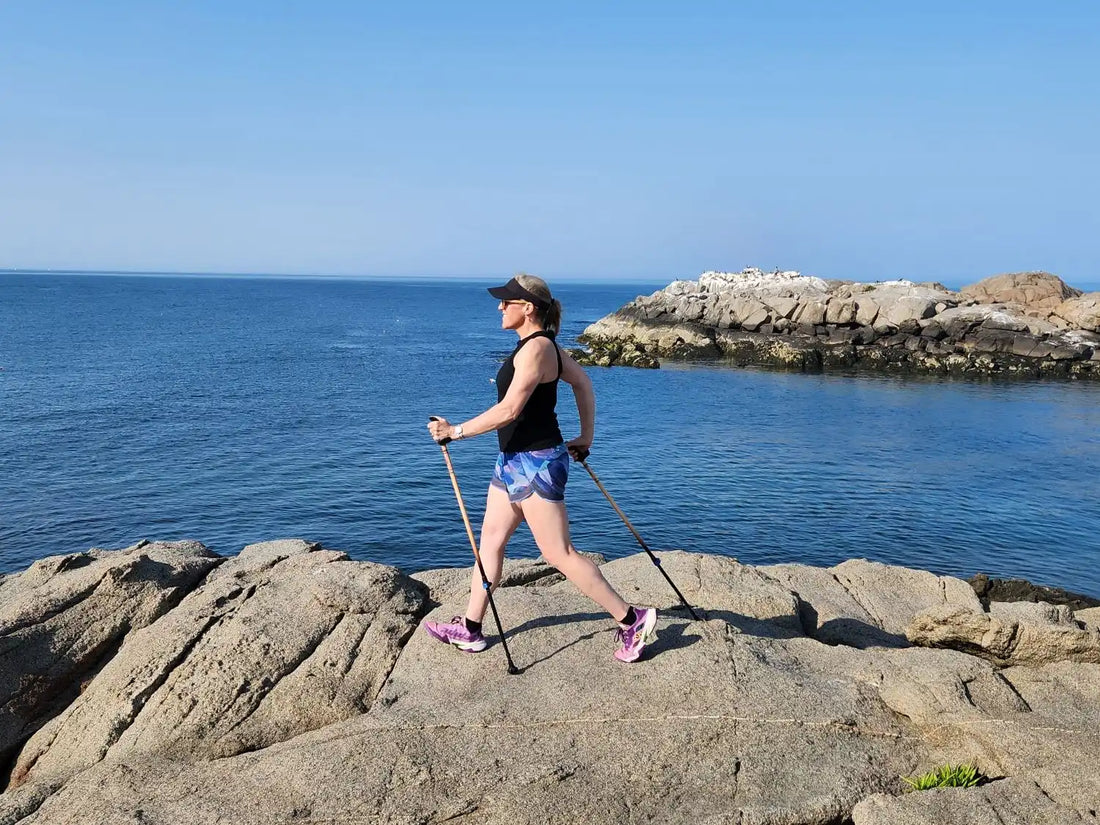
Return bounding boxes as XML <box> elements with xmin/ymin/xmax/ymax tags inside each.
<box><xmin>507</xmin><ymin>665</ymin><xmax>521</xmax><ymax>675</ymax></box>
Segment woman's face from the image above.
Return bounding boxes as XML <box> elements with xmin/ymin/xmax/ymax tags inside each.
<box><xmin>499</xmin><ymin>300</ymin><xmax>531</xmax><ymax>330</ymax></box>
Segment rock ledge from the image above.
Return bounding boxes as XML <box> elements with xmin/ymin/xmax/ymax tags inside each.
<box><xmin>2</xmin><ymin>543</ymin><xmax>1098</xmax><ymax>825</ymax></box>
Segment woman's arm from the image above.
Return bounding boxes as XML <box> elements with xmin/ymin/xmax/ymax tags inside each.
<box><xmin>428</xmin><ymin>340</ymin><xmax>550</xmax><ymax>443</ymax></box>
<box><xmin>559</xmin><ymin>349</ymin><xmax>595</xmax><ymax>453</ymax></box>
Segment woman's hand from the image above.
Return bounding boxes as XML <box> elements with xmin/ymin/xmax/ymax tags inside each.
<box><xmin>566</xmin><ymin>438</ymin><xmax>591</xmax><ymax>462</ymax></box>
<box><xmin>427</xmin><ymin>417</ymin><xmax>453</xmax><ymax>444</ymax></box>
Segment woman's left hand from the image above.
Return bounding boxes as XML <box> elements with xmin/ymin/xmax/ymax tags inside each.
<box><xmin>566</xmin><ymin>438</ymin><xmax>591</xmax><ymax>462</ymax></box>
<box><xmin>427</xmin><ymin>417</ymin><xmax>452</xmax><ymax>443</ymax></box>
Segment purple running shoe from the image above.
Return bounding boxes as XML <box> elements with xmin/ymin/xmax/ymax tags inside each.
<box><xmin>614</xmin><ymin>607</ymin><xmax>658</xmax><ymax>663</ymax></box>
<box><xmin>424</xmin><ymin>616</ymin><xmax>487</xmax><ymax>653</ymax></box>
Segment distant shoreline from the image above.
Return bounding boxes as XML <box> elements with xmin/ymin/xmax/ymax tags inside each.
<box><xmin>0</xmin><ymin>269</ymin><xmax>672</xmax><ymax>288</ymax></box>
<box><xmin>3</xmin><ymin>268</ymin><xmax>1099</xmax><ymax>293</ymax></box>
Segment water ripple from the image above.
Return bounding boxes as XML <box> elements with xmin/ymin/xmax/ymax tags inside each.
<box><xmin>2</xmin><ymin>273</ymin><xmax>1098</xmax><ymax>597</ymax></box>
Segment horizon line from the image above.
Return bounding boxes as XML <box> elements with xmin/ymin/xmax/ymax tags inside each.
<box><xmin>0</xmin><ymin>267</ymin><xmax>673</xmax><ymax>284</ymax></box>
<box><xmin>4</xmin><ymin>267</ymin><xmax>1098</xmax><ymax>292</ymax></box>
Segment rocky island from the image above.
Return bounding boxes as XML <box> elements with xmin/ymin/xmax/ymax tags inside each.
<box><xmin>575</xmin><ymin>269</ymin><xmax>1100</xmax><ymax>378</ymax></box>
<box><xmin>3</xmin><ymin>539</ymin><xmax>1099</xmax><ymax>824</ymax></box>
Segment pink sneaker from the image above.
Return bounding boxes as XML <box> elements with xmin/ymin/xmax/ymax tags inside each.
<box><xmin>424</xmin><ymin>616</ymin><xmax>487</xmax><ymax>653</ymax></box>
<box><xmin>614</xmin><ymin>607</ymin><xmax>657</xmax><ymax>663</ymax></box>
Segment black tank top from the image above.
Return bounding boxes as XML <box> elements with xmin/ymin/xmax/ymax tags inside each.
<box><xmin>496</xmin><ymin>330</ymin><xmax>564</xmax><ymax>452</ymax></box>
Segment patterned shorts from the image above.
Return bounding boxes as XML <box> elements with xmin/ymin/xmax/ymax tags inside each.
<box><xmin>490</xmin><ymin>444</ymin><xmax>570</xmax><ymax>503</ymax></box>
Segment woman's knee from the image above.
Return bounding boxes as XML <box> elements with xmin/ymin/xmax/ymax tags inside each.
<box><xmin>542</xmin><ymin>542</ymin><xmax>583</xmax><ymax>571</ymax></box>
<box><xmin>479</xmin><ymin>527</ymin><xmax>514</xmax><ymax>553</ymax></box>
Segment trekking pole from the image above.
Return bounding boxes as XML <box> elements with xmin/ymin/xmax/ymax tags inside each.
<box><xmin>572</xmin><ymin>448</ymin><xmax>701</xmax><ymax>621</ymax></box>
<box><xmin>429</xmin><ymin>418</ymin><xmax>520</xmax><ymax>675</ymax></box>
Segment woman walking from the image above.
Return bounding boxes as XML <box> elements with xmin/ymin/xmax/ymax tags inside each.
<box><xmin>426</xmin><ymin>274</ymin><xmax>657</xmax><ymax>663</ymax></box>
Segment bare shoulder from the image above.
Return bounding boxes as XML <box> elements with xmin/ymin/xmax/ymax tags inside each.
<box><xmin>513</xmin><ymin>335</ymin><xmax>557</xmax><ymax>377</ymax></box>
<box><xmin>516</xmin><ymin>335</ymin><xmax>557</xmax><ymax>362</ymax></box>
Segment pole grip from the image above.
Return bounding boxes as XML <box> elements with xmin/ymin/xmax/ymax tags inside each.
<box><xmin>428</xmin><ymin>415</ymin><xmax>453</xmax><ymax>445</ymax></box>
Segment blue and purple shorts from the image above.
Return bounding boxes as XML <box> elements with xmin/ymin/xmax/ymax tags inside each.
<box><xmin>490</xmin><ymin>444</ymin><xmax>570</xmax><ymax>502</ymax></box>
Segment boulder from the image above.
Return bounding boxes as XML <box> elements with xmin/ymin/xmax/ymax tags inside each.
<box><xmin>727</xmin><ymin>296</ymin><xmax>771</xmax><ymax>330</ymax></box>
<box><xmin>906</xmin><ymin>604</ymin><xmax>1100</xmax><ymax>667</ymax></box>
<box><xmin>1074</xmin><ymin>606</ymin><xmax>1100</xmax><ymax>631</ymax></box>
<box><xmin>829</xmin><ymin>559</ymin><xmax>982</xmax><ymax>637</ymax></box>
<box><xmin>881</xmin><ymin>295</ymin><xmax>940</xmax><ymax>328</ymax></box>
<box><xmin>825</xmin><ymin>297</ymin><xmax>857</xmax><ymax>325</ymax></box>
<box><xmin>793</xmin><ymin>300</ymin><xmax>828</xmax><ymax>326</ymax></box>
<box><xmin>844</xmin><ymin>282</ymin><xmax>956</xmax><ymax>332</ymax></box>
<box><xmin>761</xmin><ymin>560</ymin><xmax>982</xmax><ymax>648</ymax></box>
<box><xmin>0</xmin><ymin>541</ymin><xmax>219</xmax><ymax>769</ymax></box>
<box><xmin>765</xmin><ymin>295</ymin><xmax>801</xmax><ymax>320</ymax></box>
<box><xmin>580</xmin><ymin>316</ymin><xmax>717</xmax><ymax>361</ymax></box>
<box><xmin>968</xmin><ymin>573</ymin><xmax>1100</xmax><ymax>611</ymax></box>
<box><xmin>1052</xmin><ymin>292</ymin><xmax>1100</xmax><ymax>333</ymax></box>
<box><xmin>987</xmin><ymin>601</ymin><xmax>1079</xmax><ymax>627</ymax></box>
<box><xmin>960</xmin><ymin>271</ymin><xmax>1082</xmax><ymax>316</ymax></box>
<box><xmin>854</xmin><ymin>297</ymin><xmax>881</xmax><ymax>327</ymax></box>
<box><xmin>10</xmin><ymin>540</ymin><xmax>428</xmax><ymax>789</ymax></box>
<box><xmin>978</xmin><ymin>311</ymin><xmax>1030</xmax><ymax>333</ymax></box>
<box><xmin>931</xmin><ymin>305</ymin><xmax>987</xmax><ymax>338</ymax></box>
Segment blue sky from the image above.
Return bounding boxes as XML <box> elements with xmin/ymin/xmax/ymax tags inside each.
<box><xmin>2</xmin><ymin>1</ymin><xmax>1098</xmax><ymax>285</ymax></box>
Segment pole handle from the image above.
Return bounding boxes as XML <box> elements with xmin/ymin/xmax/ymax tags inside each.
<box><xmin>428</xmin><ymin>415</ymin><xmax>453</xmax><ymax>445</ymax></box>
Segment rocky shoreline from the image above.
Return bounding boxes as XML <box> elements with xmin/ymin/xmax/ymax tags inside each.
<box><xmin>3</xmin><ymin>539</ymin><xmax>1099</xmax><ymax>824</ymax></box>
<box><xmin>573</xmin><ymin>269</ymin><xmax>1100</xmax><ymax>378</ymax></box>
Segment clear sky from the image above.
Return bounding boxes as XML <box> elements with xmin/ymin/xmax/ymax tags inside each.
<box><xmin>2</xmin><ymin>1</ymin><xmax>1098</xmax><ymax>285</ymax></box>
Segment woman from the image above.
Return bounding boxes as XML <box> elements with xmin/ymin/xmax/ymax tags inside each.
<box><xmin>425</xmin><ymin>273</ymin><xmax>657</xmax><ymax>663</ymax></box>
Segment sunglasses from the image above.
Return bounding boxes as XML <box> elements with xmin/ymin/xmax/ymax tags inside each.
<box><xmin>500</xmin><ymin>300</ymin><xmax>531</xmax><ymax>308</ymax></box>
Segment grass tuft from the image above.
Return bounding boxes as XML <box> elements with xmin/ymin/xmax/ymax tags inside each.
<box><xmin>902</xmin><ymin>763</ymin><xmax>985</xmax><ymax>791</ymax></box>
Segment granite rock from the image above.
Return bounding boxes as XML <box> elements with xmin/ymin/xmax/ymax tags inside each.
<box><xmin>958</xmin><ymin>271</ymin><xmax>1081</xmax><ymax>316</ymax></box>
<box><xmin>10</xmin><ymin>540</ymin><xmax>428</xmax><ymax>790</ymax></box>
<box><xmin>0</xmin><ymin>541</ymin><xmax>219</xmax><ymax>769</ymax></box>
<box><xmin>4</xmin><ymin>548</ymin><xmax>1098</xmax><ymax>825</ymax></box>
<box><xmin>906</xmin><ymin>603</ymin><xmax>1100</xmax><ymax>667</ymax></box>
<box><xmin>575</xmin><ymin>268</ymin><xmax>1099</xmax><ymax>379</ymax></box>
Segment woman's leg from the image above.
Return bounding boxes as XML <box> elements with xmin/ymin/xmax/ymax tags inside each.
<box><xmin>520</xmin><ymin>494</ymin><xmax>631</xmax><ymax>622</ymax></box>
<box><xmin>465</xmin><ymin>484</ymin><xmax>524</xmax><ymax>624</ymax></box>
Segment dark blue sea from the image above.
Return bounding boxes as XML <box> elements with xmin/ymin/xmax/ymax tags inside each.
<box><xmin>2</xmin><ymin>272</ymin><xmax>1099</xmax><ymax>597</ymax></box>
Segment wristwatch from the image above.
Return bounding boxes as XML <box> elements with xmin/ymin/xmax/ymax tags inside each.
<box><xmin>452</xmin><ymin>424</ymin><xmax>464</xmax><ymax>441</ymax></box>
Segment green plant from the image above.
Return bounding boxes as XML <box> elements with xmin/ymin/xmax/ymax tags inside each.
<box><xmin>902</xmin><ymin>763</ymin><xmax>984</xmax><ymax>791</ymax></box>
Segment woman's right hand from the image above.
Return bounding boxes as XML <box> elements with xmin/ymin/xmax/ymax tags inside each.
<box><xmin>427</xmin><ymin>417</ymin><xmax>452</xmax><ymax>443</ymax></box>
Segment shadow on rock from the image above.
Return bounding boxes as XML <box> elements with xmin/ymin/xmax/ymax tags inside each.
<box><xmin>795</xmin><ymin>597</ymin><xmax>910</xmax><ymax>648</ymax></box>
<box><xmin>813</xmin><ymin>617</ymin><xmax>909</xmax><ymax>649</ymax></box>
<box><xmin>700</xmin><ymin>609</ymin><xmax>806</xmax><ymax>641</ymax></box>
<box><xmin>503</xmin><ymin>610</ymin><xmax>703</xmax><ymax>669</ymax></box>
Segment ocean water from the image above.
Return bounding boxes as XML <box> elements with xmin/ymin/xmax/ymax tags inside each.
<box><xmin>2</xmin><ymin>272</ymin><xmax>1099</xmax><ymax>597</ymax></box>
